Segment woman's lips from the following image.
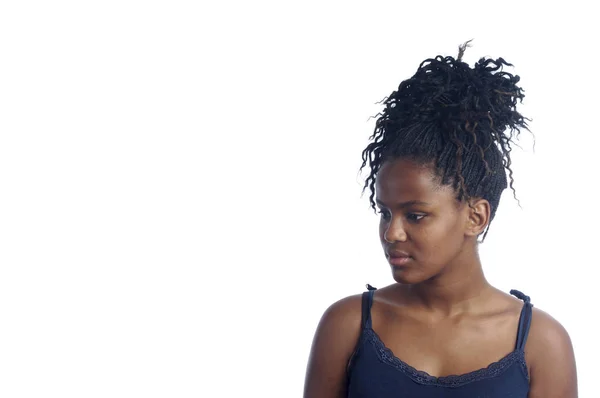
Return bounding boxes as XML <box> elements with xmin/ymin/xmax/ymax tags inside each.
<box><xmin>388</xmin><ymin>256</ymin><xmax>412</xmax><ymax>266</ymax></box>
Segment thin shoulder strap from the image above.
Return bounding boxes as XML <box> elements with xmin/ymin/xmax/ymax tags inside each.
<box><xmin>510</xmin><ymin>289</ymin><xmax>534</xmax><ymax>351</ymax></box>
<box><xmin>360</xmin><ymin>284</ymin><xmax>377</xmax><ymax>329</ymax></box>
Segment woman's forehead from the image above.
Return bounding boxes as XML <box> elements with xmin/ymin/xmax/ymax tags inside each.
<box><xmin>376</xmin><ymin>159</ymin><xmax>451</xmax><ymax>203</ymax></box>
<box><xmin>377</xmin><ymin>159</ymin><xmax>438</xmax><ymax>189</ymax></box>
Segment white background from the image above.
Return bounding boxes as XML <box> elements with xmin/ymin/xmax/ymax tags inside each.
<box><xmin>0</xmin><ymin>1</ymin><xmax>597</xmax><ymax>397</ymax></box>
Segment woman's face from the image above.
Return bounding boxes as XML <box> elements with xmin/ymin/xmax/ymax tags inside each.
<box><xmin>375</xmin><ymin>158</ymin><xmax>481</xmax><ymax>284</ymax></box>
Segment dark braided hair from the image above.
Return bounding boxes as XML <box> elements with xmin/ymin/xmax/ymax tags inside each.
<box><xmin>359</xmin><ymin>41</ymin><xmax>534</xmax><ymax>243</ymax></box>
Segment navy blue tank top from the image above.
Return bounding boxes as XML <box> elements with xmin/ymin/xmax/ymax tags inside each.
<box><xmin>346</xmin><ymin>285</ymin><xmax>533</xmax><ymax>397</ymax></box>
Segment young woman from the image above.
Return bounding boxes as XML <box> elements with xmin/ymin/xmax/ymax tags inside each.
<box><xmin>303</xmin><ymin>42</ymin><xmax>578</xmax><ymax>397</ymax></box>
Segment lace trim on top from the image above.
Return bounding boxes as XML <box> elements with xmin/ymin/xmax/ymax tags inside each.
<box><xmin>364</xmin><ymin>327</ymin><xmax>529</xmax><ymax>388</ymax></box>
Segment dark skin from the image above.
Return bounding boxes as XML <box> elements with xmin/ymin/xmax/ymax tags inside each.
<box><xmin>304</xmin><ymin>158</ymin><xmax>578</xmax><ymax>398</ymax></box>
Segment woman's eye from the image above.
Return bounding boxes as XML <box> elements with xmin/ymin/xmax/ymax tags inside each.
<box><xmin>407</xmin><ymin>214</ymin><xmax>425</xmax><ymax>222</ymax></box>
<box><xmin>378</xmin><ymin>210</ymin><xmax>425</xmax><ymax>223</ymax></box>
<box><xmin>377</xmin><ymin>210</ymin><xmax>390</xmax><ymax>220</ymax></box>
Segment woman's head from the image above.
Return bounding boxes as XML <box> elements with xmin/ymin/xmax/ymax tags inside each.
<box><xmin>375</xmin><ymin>157</ymin><xmax>492</xmax><ymax>284</ymax></box>
<box><xmin>359</xmin><ymin>42</ymin><xmax>533</xmax><ymax>283</ymax></box>
<box><xmin>360</xmin><ymin>41</ymin><xmax>532</xmax><ymax>242</ymax></box>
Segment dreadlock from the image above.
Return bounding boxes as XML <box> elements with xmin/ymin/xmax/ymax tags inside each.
<box><xmin>358</xmin><ymin>40</ymin><xmax>534</xmax><ymax>243</ymax></box>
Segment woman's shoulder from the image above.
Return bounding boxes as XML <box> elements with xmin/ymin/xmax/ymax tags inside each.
<box><xmin>500</xmin><ymin>288</ymin><xmax>573</xmax><ymax>340</ymax></box>
<box><xmin>318</xmin><ymin>292</ymin><xmax>364</xmax><ymax>328</ymax></box>
<box><xmin>495</xmin><ymin>288</ymin><xmax>576</xmax><ymax>392</ymax></box>
<box><xmin>527</xmin><ymin>305</ymin><xmax>574</xmax><ymax>360</ymax></box>
<box><xmin>311</xmin><ymin>288</ymin><xmax>378</xmax><ymax>346</ymax></box>
<box><xmin>526</xmin><ymin>304</ymin><xmax>577</xmax><ymax>396</ymax></box>
<box><xmin>304</xmin><ymin>291</ymin><xmax>371</xmax><ymax>397</ymax></box>
<box><xmin>304</xmin><ymin>294</ymin><xmax>365</xmax><ymax>376</ymax></box>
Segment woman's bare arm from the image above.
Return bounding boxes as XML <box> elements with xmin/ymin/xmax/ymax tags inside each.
<box><xmin>527</xmin><ymin>307</ymin><xmax>578</xmax><ymax>397</ymax></box>
<box><xmin>303</xmin><ymin>295</ymin><xmax>363</xmax><ymax>398</ymax></box>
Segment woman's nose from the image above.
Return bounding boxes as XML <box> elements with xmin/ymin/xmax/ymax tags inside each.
<box><xmin>384</xmin><ymin>218</ymin><xmax>407</xmax><ymax>243</ymax></box>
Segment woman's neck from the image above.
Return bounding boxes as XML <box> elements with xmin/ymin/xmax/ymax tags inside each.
<box><xmin>403</xmin><ymin>250</ymin><xmax>495</xmax><ymax>318</ymax></box>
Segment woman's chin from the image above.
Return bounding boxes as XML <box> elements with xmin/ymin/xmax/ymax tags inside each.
<box><xmin>391</xmin><ymin>266</ymin><xmax>429</xmax><ymax>285</ymax></box>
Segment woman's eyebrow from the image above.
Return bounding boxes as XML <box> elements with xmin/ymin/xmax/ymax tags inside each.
<box><xmin>375</xmin><ymin>198</ymin><xmax>432</xmax><ymax>208</ymax></box>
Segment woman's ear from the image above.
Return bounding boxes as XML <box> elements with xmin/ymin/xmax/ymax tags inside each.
<box><xmin>466</xmin><ymin>198</ymin><xmax>491</xmax><ymax>237</ymax></box>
